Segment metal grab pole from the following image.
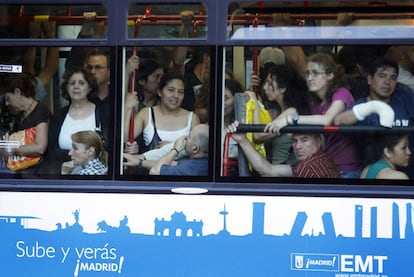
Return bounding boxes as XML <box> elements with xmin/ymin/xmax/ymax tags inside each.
<box><xmin>128</xmin><ymin>18</ymin><xmax>142</xmax><ymax>143</ymax></box>
<box><xmin>234</xmin><ymin>124</ymin><xmax>414</xmax><ymax>134</ymax></box>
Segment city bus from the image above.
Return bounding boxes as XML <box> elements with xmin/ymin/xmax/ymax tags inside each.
<box><xmin>0</xmin><ymin>0</ymin><xmax>413</xmax><ymax>275</ymax></box>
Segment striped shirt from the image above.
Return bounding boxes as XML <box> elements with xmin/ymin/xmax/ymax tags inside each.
<box><xmin>292</xmin><ymin>150</ymin><xmax>339</xmax><ymax>178</ymax></box>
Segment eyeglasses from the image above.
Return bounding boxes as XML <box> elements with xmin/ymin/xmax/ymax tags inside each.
<box><xmin>86</xmin><ymin>65</ymin><xmax>109</xmax><ymax>71</ymax></box>
<box><xmin>305</xmin><ymin>70</ymin><xmax>326</xmax><ymax>78</ymax></box>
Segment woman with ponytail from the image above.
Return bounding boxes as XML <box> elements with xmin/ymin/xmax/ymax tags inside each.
<box><xmin>61</xmin><ymin>130</ymin><xmax>107</xmax><ymax>175</ymax></box>
<box><xmin>264</xmin><ymin>52</ymin><xmax>361</xmax><ymax>178</ymax></box>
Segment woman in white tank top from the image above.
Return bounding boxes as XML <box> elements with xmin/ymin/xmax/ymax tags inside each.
<box><xmin>124</xmin><ymin>72</ymin><xmax>200</xmax><ymax>153</ymax></box>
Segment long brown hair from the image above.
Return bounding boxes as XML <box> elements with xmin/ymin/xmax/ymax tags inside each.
<box><xmin>307</xmin><ymin>53</ymin><xmax>348</xmax><ymax>104</ymax></box>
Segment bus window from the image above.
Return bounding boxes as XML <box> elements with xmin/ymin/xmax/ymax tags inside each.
<box><xmin>120</xmin><ymin>45</ymin><xmax>213</xmax><ymax>179</ymax></box>
<box><xmin>0</xmin><ymin>4</ymin><xmax>108</xmax><ymax>40</ymax></box>
<box><xmin>127</xmin><ymin>3</ymin><xmax>208</xmax><ymax>39</ymax></box>
<box><xmin>227</xmin><ymin>1</ymin><xmax>414</xmax><ymax>41</ymax></box>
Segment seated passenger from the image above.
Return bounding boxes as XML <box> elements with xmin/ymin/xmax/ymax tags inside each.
<box><xmin>227</xmin><ymin>121</ymin><xmax>339</xmax><ymax>178</ymax></box>
<box><xmin>124</xmin><ymin>124</ymin><xmax>209</xmax><ymax>176</ymax></box>
<box><xmin>61</xmin><ymin>130</ymin><xmax>108</xmax><ymax>175</ymax></box>
<box><xmin>0</xmin><ymin>73</ymin><xmax>51</xmax><ymax>173</ymax></box>
<box><xmin>360</xmin><ymin>135</ymin><xmax>410</xmax><ymax>180</ymax></box>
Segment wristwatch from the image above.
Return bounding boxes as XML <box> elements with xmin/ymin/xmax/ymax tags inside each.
<box><xmin>291</xmin><ymin>114</ymin><xmax>300</xmax><ymax>125</ymax></box>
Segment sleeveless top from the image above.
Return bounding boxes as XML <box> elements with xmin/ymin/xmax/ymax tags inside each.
<box><xmin>363</xmin><ymin>159</ymin><xmax>393</xmax><ymax>179</ymax></box>
<box><xmin>58</xmin><ymin>112</ymin><xmax>96</xmax><ymax>150</ymax></box>
<box><xmin>143</xmin><ymin>108</ymin><xmax>193</xmax><ymax>146</ymax></box>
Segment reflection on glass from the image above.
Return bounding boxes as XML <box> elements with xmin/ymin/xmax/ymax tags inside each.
<box><xmin>127</xmin><ymin>3</ymin><xmax>207</xmax><ymax>39</ymax></box>
<box><xmin>227</xmin><ymin>1</ymin><xmax>414</xmax><ymax>40</ymax></box>
<box><xmin>0</xmin><ymin>4</ymin><xmax>107</xmax><ymax>40</ymax></box>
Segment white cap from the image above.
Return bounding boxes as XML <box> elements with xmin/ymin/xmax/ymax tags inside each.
<box><xmin>259</xmin><ymin>47</ymin><xmax>285</xmax><ymax>67</ymax></box>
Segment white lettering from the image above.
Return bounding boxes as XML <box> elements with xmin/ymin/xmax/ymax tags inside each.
<box><xmin>60</xmin><ymin>247</ymin><xmax>70</xmax><ymax>263</ymax></box>
<box><xmin>341</xmin><ymin>255</ymin><xmax>387</xmax><ymax>273</ymax></box>
<box><xmin>15</xmin><ymin>241</ymin><xmax>55</xmax><ymax>259</ymax></box>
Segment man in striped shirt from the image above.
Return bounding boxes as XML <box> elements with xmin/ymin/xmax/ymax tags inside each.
<box><xmin>228</xmin><ymin>121</ymin><xmax>339</xmax><ymax>178</ymax></box>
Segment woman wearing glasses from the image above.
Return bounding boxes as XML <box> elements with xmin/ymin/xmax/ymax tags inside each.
<box><xmin>265</xmin><ymin>52</ymin><xmax>361</xmax><ymax>178</ymax></box>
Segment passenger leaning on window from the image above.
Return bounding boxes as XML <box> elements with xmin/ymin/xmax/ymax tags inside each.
<box><xmin>227</xmin><ymin>121</ymin><xmax>339</xmax><ymax>178</ymax></box>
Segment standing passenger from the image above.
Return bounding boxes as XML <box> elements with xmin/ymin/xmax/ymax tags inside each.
<box><xmin>265</xmin><ymin>53</ymin><xmax>361</xmax><ymax>177</ymax></box>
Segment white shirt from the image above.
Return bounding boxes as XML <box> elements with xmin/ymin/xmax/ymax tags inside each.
<box><xmin>58</xmin><ymin>112</ymin><xmax>96</xmax><ymax>150</ymax></box>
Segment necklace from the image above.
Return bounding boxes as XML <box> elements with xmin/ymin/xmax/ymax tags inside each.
<box><xmin>24</xmin><ymin>99</ymin><xmax>35</xmax><ymax>116</ymax></box>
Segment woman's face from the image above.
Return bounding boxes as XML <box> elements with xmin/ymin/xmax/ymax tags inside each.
<box><xmin>141</xmin><ymin>68</ymin><xmax>164</xmax><ymax>95</ymax></box>
<box><xmin>159</xmin><ymin>79</ymin><xmax>185</xmax><ymax>109</ymax></box>
<box><xmin>69</xmin><ymin>142</ymin><xmax>92</xmax><ymax>166</ymax></box>
<box><xmin>224</xmin><ymin>88</ymin><xmax>234</xmax><ymax>117</ymax></box>
<box><xmin>67</xmin><ymin>73</ymin><xmax>91</xmax><ymax>101</ymax></box>
<box><xmin>305</xmin><ymin>62</ymin><xmax>331</xmax><ymax>94</ymax></box>
<box><xmin>262</xmin><ymin>74</ymin><xmax>284</xmax><ymax>101</ymax></box>
<box><xmin>387</xmin><ymin>136</ymin><xmax>411</xmax><ymax>168</ymax></box>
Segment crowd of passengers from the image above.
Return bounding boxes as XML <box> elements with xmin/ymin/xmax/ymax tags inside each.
<box><xmin>0</xmin><ymin>12</ymin><xmax>413</xmax><ymax>179</ymax></box>
<box><xmin>226</xmin><ymin>44</ymin><xmax>413</xmax><ymax>180</ymax></box>
<box><xmin>0</xmin><ymin>11</ymin><xmax>210</xmax><ymax>176</ymax></box>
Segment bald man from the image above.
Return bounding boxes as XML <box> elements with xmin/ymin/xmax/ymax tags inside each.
<box><xmin>149</xmin><ymin>124</ymin><xmax>209</xmax><ymax>176</ymax></box>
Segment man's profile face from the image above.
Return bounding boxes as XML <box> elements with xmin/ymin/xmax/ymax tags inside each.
<box><xmin>367</xmin><ymin>66</ymin><xmax>397</xmax><ymax>101</ymax></box>
<box><xmin>292</xmin><ymin>134</ymin><xmax>321</xmax><ymax>161</ymax></box>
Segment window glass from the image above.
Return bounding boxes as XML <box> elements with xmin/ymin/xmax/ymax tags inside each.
<box><xmin>227</xmin><ymin>1</ymin><xmax>414</xmax><ymax>41</ymax></box>
<box><xmin>0</xmin><ymin>45</ymin><xmax>114</xmax><ymax>178</ymax></box>
<box><xmin>128</xmin><ymin>3</ymin><xmax>207</xmax><ymax>39</ymax></box>
<box><xmin>221</xmin><ymin>44</ymin><xmax>414</xmax><ymax>182</ymax></box>
<box><xmin>0</xmin><ymin>4</ymin><xmax>107</xmax><ymax>40</ymax></box>
<box><xmin>120</xmin><ymin>45</ymin><xmax>212</xmax><ymax>179</ymax></box>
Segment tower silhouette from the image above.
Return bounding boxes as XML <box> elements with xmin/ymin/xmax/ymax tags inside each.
<box><xmin>252</xmin><ymin>202</ymin><xmax>265</xmax><ymax>235</ymax></box>
<box><xmin>404</xmin><ymin>203</ymin><xmax>414</xmax><ymax>239</ymax></box>
<box><xmin>370</xmin><ymin>207</ymin><xmax>377</xmax><ymax>239</ymax></box>
<box><xmin>218</xmin><ymin>204</ymin><xmax>230</xmax><ymax>235</ymax></box>
<box><xmin>392</xmin><ymin>203</ymin><xmax>400</xmax><ymax>239</ymax></box>
<box><xmin>355</xmin><ymin>205</ymin><xmax>363</xmax><ymax>238</ymax></box>
<box><xmin>291</xmin><ymin>212</ymin><xmax>307</xmax><ymax>237</ymax></box>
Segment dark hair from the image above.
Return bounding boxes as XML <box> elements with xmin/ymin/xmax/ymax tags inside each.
<box><xmin>307</xmin><ymin>53</ymin><xmax>348</xmax><ymax>104</ymax></box>
<box><xmin>194</xmin><ymin>82</ymin><xmax>210</xmax><ymax>123</ymax></box>
<box><xmin>136</xmin><ymin>59</ymin><xmax>164</xmax><ymax>101</ymax></box>
<box><xmin>225</xmin><ymin>79</ymin><xmax>244</xmax><ymax>96</ymax></box>
<box><xmin>85</xmin><ymin>48</ymin><xmax>110</xmax><ymax>67</ymax></box>
<box><xmin>363</xmin><ymin>134</ymin><xmax>407</xmax><ymax>166</ymax></box>
<box><xmin>137</xmin><ymin>59</ymin><xmax>163</xmax><ymax>83</ymax></box>
<box><xmin>0</xmin><ymin>72</ymin><xmax>36</xmax><ymax>97</ymax></box>
<box><xmin>367</xmin><ymin>57</ymin><xmax>399</xmax><ymax>77</ymax></box>
<box><xmin>61</xmin><ymin>67</ymin><xmax>98</xmax><ymax>100</ymax></box>
<box><xmin>186</xmin><ymin>46</ymin><xmax>211</xmax><ymax>72</ymax></box>
<box><xmin>159</xmin><ymin>71</ymin><xmax>185</xmax><ymax>92</ymax></box>
<box><xmin>267</xmin><ymin>64</ymin><xmax>310</xmax><ymax>115</ymax></box>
